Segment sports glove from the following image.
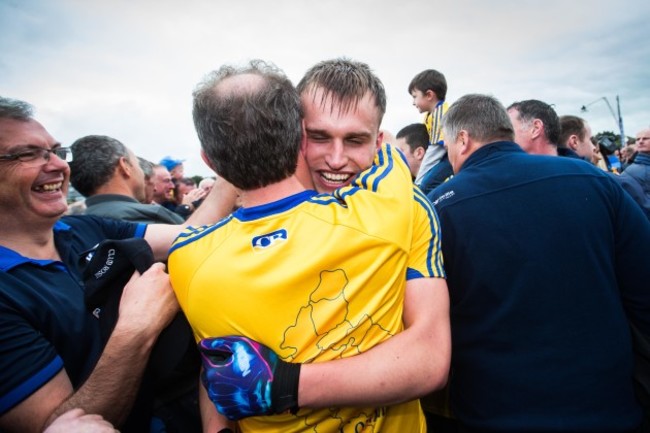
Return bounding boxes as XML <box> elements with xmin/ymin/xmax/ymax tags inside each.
<box><xmin>198</xmin><ymin>335</ymin><xmax>301</xmax><ymax>420</ymax></box>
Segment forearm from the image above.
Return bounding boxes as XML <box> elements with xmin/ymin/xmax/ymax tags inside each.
<box><xmin>146</xmin><ymin>177</ymin><xmax>238</xmax><ymax>261</ymax></box>
<box><xmin>298</xmin><ymin>278</ymin><xmax>451</xmax><ymax>408</ymax></box>
<box><xmin>297</xmin><ymin>324</ymin><xmax>447</xmax><ymax>407</ymax></box>
<box><xmin>186</xmin><ymin>176</ymin><xmax>238</xmax><ymax>226</ymax></box>
<box><xmin>48</xmin><ymin>325</ymin><xmax>156</xmax><ymax>426</ymax></box>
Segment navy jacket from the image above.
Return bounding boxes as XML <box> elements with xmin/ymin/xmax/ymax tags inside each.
<box><xmin>430</xmin><ymin>141</ymin><xmax>650</xmax><ymax>432</ymax></box>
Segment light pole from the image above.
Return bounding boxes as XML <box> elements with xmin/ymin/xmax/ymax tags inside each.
<box><xmin>580</xmin><ymin>95</ymin><xmax>626</xmax><ymax>148</ymax></box>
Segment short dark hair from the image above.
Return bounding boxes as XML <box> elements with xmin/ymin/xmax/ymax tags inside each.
<box><xmin>193</xmin><ymin>60</ymin><xmax>302</xmax><ymax>190</ymax></box>
<box><xmin>297</xmin><ymin>58</ymin><xmax>387</xmax><ymax>125</ymax></box>
<box><xmin>70</xmin><ymin>135</ymin><xmax>130</xmax><ymax>197</ymax></box>
<box><xmin>408</xmin><ymin>70</ymin><xmax>447</xmax><ymax>100</ymax></box>
<box><xmin>558</xmin><ymin>115</ymin><xmax>587</xmax><ymax>148</ymax></box>
<box><xmin>396</xmin><ymin>123</ymin><xmax>429</xmax><ymax>152</ymax></box>
<box><xmin>507</xmin><ymin>99</ymin><xmax>560</xmax><ymax>145</ymax></box>
<box><xmin>0</xmin><ymin>96</ymin><xmax>34</xmax><ymax>121</ymax></box>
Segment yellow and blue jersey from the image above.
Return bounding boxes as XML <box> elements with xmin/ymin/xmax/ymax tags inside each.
<box><xmin>169</xmin><ymin>144</ymin><xmax>444</xmax><ymax>432</ymax></box>
<box><xmin>424</xmin><ymin>100</ymin><xmax>449</xmax><ymax>147</ymax></box>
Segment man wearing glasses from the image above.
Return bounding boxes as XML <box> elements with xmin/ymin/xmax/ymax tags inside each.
<box><xmin>0</xmin><ymin>96</ymin><xmax>235</xmax><ymax>433</ymax></box>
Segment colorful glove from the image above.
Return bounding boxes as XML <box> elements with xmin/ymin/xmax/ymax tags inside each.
<box><xmin>198</xmin><ymin>335</ymin><xmax>301</xmax><ymax>421</ymax></box>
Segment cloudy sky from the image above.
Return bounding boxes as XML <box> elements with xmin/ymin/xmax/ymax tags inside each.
<box><xmin>2</xmin><ymin>0</ymin><xmax>649</xmax><ymax>176</ymax></box>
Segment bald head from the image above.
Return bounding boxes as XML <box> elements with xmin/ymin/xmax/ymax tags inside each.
<box><xmin>636</xmin><ymin>127</ymin><xmax>650</xmax><ymax>154</ymax></box>
<box><xmin>216</xmin><ymin>73</ymin><xmax>267</xmax><ymax>98</ymax></box>
<box><xmin>192</xmin><ymin>60</ymin><xmax>302</xmax><ymax>190</ymax></box>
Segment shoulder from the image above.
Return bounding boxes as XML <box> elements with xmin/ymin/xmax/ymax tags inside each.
<box><xmin>61</xmin><ymin>215</ymin><xmax>142</xmax><ymax>241</ymax></box>
<box><xmin>169</xmin><ymin>220</ymin><xmax>227</xmax><ymax>255</ymax></box>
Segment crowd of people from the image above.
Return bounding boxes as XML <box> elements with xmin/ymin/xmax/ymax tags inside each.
<box><xmin>1</xmin><ymin>56</ymin><xmax>649</xmax><ymax>433</ymax></box>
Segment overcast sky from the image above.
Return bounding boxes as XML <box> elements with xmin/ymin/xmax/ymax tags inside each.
<box><xmin>2</xmin><ymin>0</ymin><xmax>649</xmax><ymax>176</ymax></box>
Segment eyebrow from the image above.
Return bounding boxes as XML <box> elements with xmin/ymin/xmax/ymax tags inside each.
<box><xmin>305</xmin><ymin>128</ymin><xmax>372</xmax><ymax>140</ymax></box>
<box><xmin>5</xmin><ymin>142</ymin><xmax>62</xmax><ymax>152</ymax></box>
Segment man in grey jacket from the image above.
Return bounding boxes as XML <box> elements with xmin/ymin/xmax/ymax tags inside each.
<box><xmin>70</xmin><ymin>135</ymin><xmax>184</xmax><ymax>224</ymax></box>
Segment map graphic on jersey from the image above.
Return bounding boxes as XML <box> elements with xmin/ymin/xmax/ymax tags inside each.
<box><xmin>277</xmin><ymin>269</ymin><xmax>392</xmax><ymax>432</ymax></box>
<box><xmin>279</xmin><ymin>269</ymin><xmax>393</xmax><ymax>363</ymax></box>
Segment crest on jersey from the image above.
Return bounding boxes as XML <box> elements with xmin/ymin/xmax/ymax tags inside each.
<box><xmin>251</xmin><ymin>229</ymin><xmax>288</xmax><ymax>250</ymax></box>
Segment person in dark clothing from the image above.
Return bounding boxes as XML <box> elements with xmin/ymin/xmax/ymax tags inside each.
<box><xmin>430</xmin><ymin>94</ymin><xmax>650</xmax><ymax>432</ymax></box>
<box><xmin>70</xmin><ymin>135</ymin><xmax>184</xmax><ymax>224</ymax></box>
<box><xmin>0</xmin><ymin>96</ymin><xmax>235</xmax><ymax>433</ymax></box>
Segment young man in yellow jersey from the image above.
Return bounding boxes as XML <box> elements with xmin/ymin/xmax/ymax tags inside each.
<box><xmin>168</xmin><ymin>59</ymin><xmax>450</xmax><ymax>432</ymax></box>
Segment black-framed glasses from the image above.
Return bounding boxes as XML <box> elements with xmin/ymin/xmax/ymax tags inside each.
<box><xmin>0</xmin><ymin>147</ymin><xmax>73</xmax><ymax>167</ymax></box>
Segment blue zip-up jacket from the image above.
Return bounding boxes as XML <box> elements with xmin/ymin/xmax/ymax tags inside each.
<box><xmin>430</xmin><ymin>141</ymin><xmax>650</xmax><ymax>432</ymax></box>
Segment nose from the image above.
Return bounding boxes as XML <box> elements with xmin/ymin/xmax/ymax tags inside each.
<box><xmin>44</xmin><ymin>150</ymin><xmax>69</xmax><ymax>170</ymax></box>
<box><xmin>324</xmin><ymin>141</ymin><xmax>347</xmax><ymax>169</ymax></box>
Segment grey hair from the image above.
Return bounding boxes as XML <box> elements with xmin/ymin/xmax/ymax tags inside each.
<box><xmin>0</xmin><ymin>96</ymin><xmax>34</xmax><ymax>121</ymax></box>
<box><xmin>443</xmin><ymin>94</ymin><xmax>515</xmax><ymax>144</ymax></box>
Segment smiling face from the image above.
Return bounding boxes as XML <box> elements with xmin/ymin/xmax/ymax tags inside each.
<box><xmin>301</xmin><ymin>88</ymin><xmax>383</xmax><ymax>193</ymax></box>
<box><xmin>151</xmin><ymin>166</ymin><xmax>175</xmax><ymax>203</ymax></box>
<box><xmin>0</xmin><ymin>118</ymin><xmax>70</xmax><ymax>226</ymax></box>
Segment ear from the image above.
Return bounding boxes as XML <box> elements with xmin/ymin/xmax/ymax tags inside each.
<box><xmin>200</xmin><ymin>150</ymin><xmax>216</xmax><ymax>172</ymax></box>
<box><xmin>425</xmin><ymin>90</ymin><xmax>436</xmax><ymax>101</ymax></box>
<box><xmin>414</xmin><ymin>146</ymin><xmax>426</xmax><ymax>161</ymax></box>
<box><xmin>458</xmin><ymin>130</ymin><xmax>471</xmax><ymax>155</ymax></box>
<box><xmin>375</xmin><ymin>130</ymin><xmax>384</xmax><ymax>149</ymax></box>
<box><xmin>117</xmin><ymin>156</ymin><xmax>132</xmax><ymax>178</ymax></box>
<box><xmin>530</xmin><ymin>119</ymin><xmax>544</xmax><ymax>139</ymax></box>
<box><xmin>567</xmin><ymin>135</ymin><xmax>579</xmax><ymax>151</ymax></box>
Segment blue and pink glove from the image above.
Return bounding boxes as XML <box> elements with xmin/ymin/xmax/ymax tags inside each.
<box><xmin>198</xmin><ymin>335</ymin><xmax>301</xmax><ymax>420</ymax></box>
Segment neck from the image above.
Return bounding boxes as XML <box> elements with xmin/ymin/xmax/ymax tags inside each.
<box><xmin>0</xmin><ymin>221</ymin><xmax>59</xmax><ymax>260</ymax></box>
<box><xmin>94</xmin><ymin>179</ymin><xmax>137</xmax><ymax>199</ymax></box>
<box><xmin>530</xmin><ymin>140</ymin><xmax>558</xmax><ymax>156</ymax></box>
<box><xmin>239</xmin><ymin>175</ymin><xmax>306</xmax><ymax>208</ymax></box>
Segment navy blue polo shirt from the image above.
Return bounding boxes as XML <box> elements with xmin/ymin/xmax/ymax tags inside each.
<box><xmin>430</xmin><ymin>142</ymin><xmax>650</xmax><ymax>431</ymax></box>
<box><xmin>0</xmin><ymin>215</ymin><xmax>145</xmax><ymax>415</ymax></box>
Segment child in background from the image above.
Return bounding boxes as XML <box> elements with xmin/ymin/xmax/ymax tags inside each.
<box><xmin>408</xmin><ymin>69</ymin><xmax>453</xmax><ymax>195</ymax></box>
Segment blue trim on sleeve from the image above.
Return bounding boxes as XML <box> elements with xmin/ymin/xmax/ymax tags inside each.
<box><xmin>0</xmin><ymin>356</ymin><xmax>64</xmax><ymax>414</ymax></box>
<box><xmin>169</xmin><ymin>216</ymin><xmax>233</xmax><ymax>254</ymax></box>
<box><xmin>371</xmin><ymin>145</ymin><xmax>393</xmax><ymax>192</ymax></box>
<box><xmin>134</xmin><ymin>223</ymin><xmax>147</xmax><ymax>238</ymax></box>
<box><xmin>406</xmin><ymin>268</ymin><xmax>425</xmax><ymax>280</ymax></box>
<box><xmin>414</xmin><ymin>187</ymin><xmax>445</xmax><ymax>278</ymax></box>
<box><xmin>337</xmin><ymin>145</ymin><xmax>395</xmax><ymax>202</ymax></box>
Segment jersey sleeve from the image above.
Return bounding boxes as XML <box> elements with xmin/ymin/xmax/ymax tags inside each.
<box><xmin>407</xmin><ymin>186</ymin><xmax>445</xmax><ymax>280</ymax></box>
<box><xmin>332</xmin><ymin>144</ymin><xmax>414</xmax><ymax>250</ymax></box>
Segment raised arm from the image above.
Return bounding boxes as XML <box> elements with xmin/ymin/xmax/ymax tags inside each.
<box><xmin>145</xmin><ymin>176</ymin><xmax>238</xmax><ymax>260</ymax></box>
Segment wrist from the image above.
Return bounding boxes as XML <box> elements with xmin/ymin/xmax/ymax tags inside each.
<box><xmin>271</xmin><ymin>360</ymin><xmax>301</xmax><ymax>414</ymax></box>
